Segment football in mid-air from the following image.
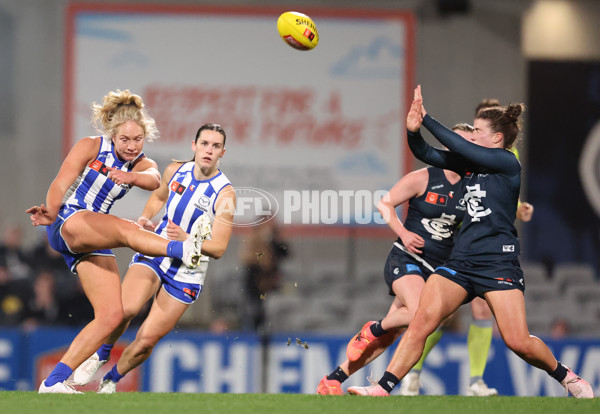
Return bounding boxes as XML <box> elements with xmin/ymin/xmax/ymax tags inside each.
<box><xmin>277</xmin><ymin>11</ymin><xmax>319</xmax><ymax>51</ymax></box>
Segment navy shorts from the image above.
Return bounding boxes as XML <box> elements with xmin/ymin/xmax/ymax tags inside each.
<box><xmin>383</xmin><ymin>245</ymin><xmax>441</xmax><ymax>296</ymax></box>
<box><xmin>46</xmin><ymin>205</ymin><xmax>114</xmax><ymax>273</ymax></box>
<box><xmin>434</xmin><ymin>257</ymin><xmax>525</xmax><ymax>303</ymax></box>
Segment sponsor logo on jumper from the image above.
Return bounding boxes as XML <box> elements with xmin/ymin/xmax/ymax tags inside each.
<box><xmin>89</xmin><ymin>160</ymin><xmax>109</xmax><ymax>176</ymax></box>
<box><xmin>195</xmin><ymin>195</ymin><xmax>211</xmax><ymax>212</ymax></box>
<box><xmin>425</xmin><ymin>192</ymin><xmax>447</xmax><ymax>206</ymax></box>
<box><xmin>431</xmin><ymin>184</ymin><xmax>444</xmax><ymax>190</ymax></box>
<box><xmin>171</xmin><ymin>181</ymin><xmax>186</xmax><ymax>195</ymax></box>
<box><xmin>503</xmin><ymin>245</ymin><xmax>515</xmax><ymax>252</ymax></box>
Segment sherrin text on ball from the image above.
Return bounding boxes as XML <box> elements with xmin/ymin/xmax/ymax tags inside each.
<box><xmin>277</xmin><ymin>11</ymin><xmax>319</xmax><ymax>51</ymax></box>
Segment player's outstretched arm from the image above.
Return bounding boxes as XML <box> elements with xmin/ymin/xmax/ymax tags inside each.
<box><xmin>27</xmin><ymin>137</ymin><xmax>99</xmax><ymax>226</ymax></box>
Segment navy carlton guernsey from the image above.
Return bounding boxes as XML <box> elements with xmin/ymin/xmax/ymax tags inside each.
<box><xmin>400</xmin><ymin>167</ymin><xmax>465</xmax><ymax>265</ymax></box>
<box><xmin>407</xmin><ymin>114</ymin><xmax>521</xmax><ymax>262</ymax></box>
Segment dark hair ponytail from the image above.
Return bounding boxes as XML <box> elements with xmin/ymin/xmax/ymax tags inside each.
<box><xmin>477</xmin><ymin>103</ymin><xmax>524</xmax><ymax>149</ymax></box>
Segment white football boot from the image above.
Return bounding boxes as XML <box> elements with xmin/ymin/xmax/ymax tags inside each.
<box><xmin>97</xmin><ymin>379</ymin><xmax>117</xmax><ymax>394</ymax></box>
<box><xmin>39</xmin><ymin>379</ymin><xmax>83</xmax><ymax>394</ymax></box>
<box><xmin>399</xmin><ymin>372</ymin><xmax>421</xmax><ymax>396</ymax></box>
<box><xmin>181</xmin><ymin>215</ymin><xmax>212</xmax><ymax>269</ymax></box>
<box><xmin>72</xmin><ymin>353</ymin><xmax>108</xmax><ymax>386</ymax></box>
<box><xmin>467</xmin><ymin>379</ymin><xmax>498</xmax><ymax>396</ymax></box>
<box><xmin>561</xmin><ymin>366</ymin><xmax>594</xmax><ymax>398</ymax></box>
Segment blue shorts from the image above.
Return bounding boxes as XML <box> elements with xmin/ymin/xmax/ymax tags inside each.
<box><xmin>46</xmin><ymin>205</ymin><xmax>114</xmax><ymax>273</ymax></box>
<box><xmin>131</xmin><ymin>253</ymin><xmax>202</xmax><ymax>304</ymax></box>
<box><xmin>435</xmin><ymin>257</ymin><xmax>525</xmax><ymax>303</ymax></box>
<box><xmin>383</xmin><ymin>244</ymin><xmax>442</xmax><ymax>296</ymax></box>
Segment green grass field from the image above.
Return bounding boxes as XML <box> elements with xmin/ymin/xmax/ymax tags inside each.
<box><xmin>1</xmin><ymin>392</ymin><xmax>599</xmax><ymax>414</ymax></box>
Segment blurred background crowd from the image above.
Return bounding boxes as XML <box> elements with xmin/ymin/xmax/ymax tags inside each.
<box><xmin>0</xmin><ymin>224</ymin><xmax>94</xmax><ymax>329</ymax></box>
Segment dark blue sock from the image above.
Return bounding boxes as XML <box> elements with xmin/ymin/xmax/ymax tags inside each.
<box><xmin>97</xmin><ymin>343</ymin><xmax>114</xmax><ymax>361</ymax></box>
<box><xmin>167</xmin><ymin>240</ymin><xmax>184</xmax><ymax>260</ymax></box>
<box><xmin>549</xmin><ymin>361</ymin><xmax>568</xmax><ymax>382</ymax></box>
<box><xmin>103</xmin><ymin>365</ymin><xmax>125</xmax><ymax>383</ymax></box>
<box><xmin>378</xmin><ymin>371</ymin><xmax>400</xmax><ymax>393</ymax></box>
<box><xmin>370</xmin><ymin>319</ymin><xmax>388</xmax><ymax>337</ymax></box>
<box><xmin>326</xmin><ymin>366</ymin><xmax>349</xmax><ymax>383</ymax></box>
<box><xmin>45</xmin><ymin>362</ymin><xmax>73</xmax><ymax>387</ymax></box>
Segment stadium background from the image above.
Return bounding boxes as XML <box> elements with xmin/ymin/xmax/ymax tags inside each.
<box><xmin>0</xmin><ymin>0</ymin><xmax>599</xmax><ymax>394</ymax></box>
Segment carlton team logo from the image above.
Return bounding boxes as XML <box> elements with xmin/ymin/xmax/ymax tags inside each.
<box><xmin>464</xmin><ymin>184</ymin><xmax>491</xmax><ymax>221</ymax></box>
<box><xmin>421</xmin><ymin>212</ymin><xmax>457</xmax><ymax>241</ymax></box>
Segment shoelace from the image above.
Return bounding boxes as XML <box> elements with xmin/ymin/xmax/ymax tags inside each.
<box><xmin>348</xmin><ymin>374</ymin><xmax>386</xmax><ymax>396</ymax></box>
<box><xmin>63</xmin><ymin>380</ymin><xmax>80</xmax><ymax>393</ymax></box>
<box><xmin>366</xmin><ymin>374</ymin><xmax>380</xmax><ymax>388</ymax></box>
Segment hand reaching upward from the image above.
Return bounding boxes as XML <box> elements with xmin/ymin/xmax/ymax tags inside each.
<box><xmin>407</xmin><ymin>85</ymin><xmax>426</xmax><ymax>132</ymax></box>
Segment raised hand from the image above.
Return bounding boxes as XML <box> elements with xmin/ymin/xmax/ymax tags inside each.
<box><xmin>407</xmin><ymin>85</ymin><xmax>425</xmax><ymax>132</ymax></box>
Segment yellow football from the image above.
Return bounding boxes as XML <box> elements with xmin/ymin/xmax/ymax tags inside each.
<box><xmin>277</xmin><ymin>11</ymin><xmax>319</xmax><ymax>51</ymax></box>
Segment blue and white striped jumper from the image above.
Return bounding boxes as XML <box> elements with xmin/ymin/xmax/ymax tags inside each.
<box><xmin>134</xmin><ymin>161</ymin><xmax>232</xmax><ymax>287</ymax></box>
<box><xmin>63</xmin><ymin>136</ymin><xmax>141</xmax><ymax>212</ymax></box>
<box><xmin>46</xmin><ymin>136</ymin><xmax>144</xmax><ymax>272</ymax></box>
